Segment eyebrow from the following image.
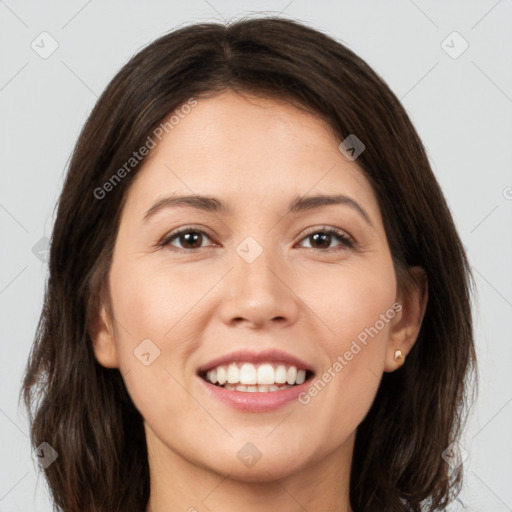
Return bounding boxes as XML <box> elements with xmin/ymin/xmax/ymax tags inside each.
<box><xmin>142</xmin><ymin>193</ymin><xmax>373</xmax><ymax>226</ymax></box>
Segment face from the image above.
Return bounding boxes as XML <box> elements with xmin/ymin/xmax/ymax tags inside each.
<box><xmin>93</xmin><ymin>90</ymin><xmax>417</xmax><ymax>483</ymax></box>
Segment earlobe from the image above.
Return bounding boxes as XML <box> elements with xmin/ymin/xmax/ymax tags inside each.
<box><xmin>89</xmin><ymin>303</ymin><xmax>119</xmax><ymax>369</ymax></box>
<box><xmin>384</xmin><ymin>267</ymin><xmax>428</xmax><ymax>372</ymax></box>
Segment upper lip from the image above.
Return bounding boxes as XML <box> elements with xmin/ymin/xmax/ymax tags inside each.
<box><xmin>196</xmin><ymin>349</ymin><xmax>315</xmax><ymax>375</ymax></box>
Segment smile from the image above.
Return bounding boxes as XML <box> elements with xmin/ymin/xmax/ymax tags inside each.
<box><xmin>196</xmin><ymin>349</ymin><xmax>316</xmax><ymax>411</ymax></box>
<box><xmin>200</xmin><ymin>362</ymin><xmax>312</xmax><ymax>392</ymax></box>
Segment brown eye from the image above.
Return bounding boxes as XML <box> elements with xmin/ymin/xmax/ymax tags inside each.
<box><xmin>299</xmin><ymin>228</ymin><xmax>353</xmax><ymax>251</ymax></box>
<box><xmin>161</xmin><ymin>228</ymin><xmax>215</xmax><ymax>251</ymax></box>
<box><xmin>175</xmin><ymin>231</ymin><xmax>204</xmax><ymax>249</ymax></box>
<box><xmin>308</xmin><ymin>232</ymin><xmax>333</xmax><ymax>249</ymax></box>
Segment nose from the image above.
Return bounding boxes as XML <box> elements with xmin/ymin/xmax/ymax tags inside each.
<box><xmin>217</xmin><ymin>244</ymin><xmax>300</xmax><ymax>330</ymax></box>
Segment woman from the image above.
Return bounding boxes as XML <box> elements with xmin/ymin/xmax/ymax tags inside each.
<box><xmin>22</xmin><ymin>16</ymin><xmax>477</xmax><ymax>512</ymax></box>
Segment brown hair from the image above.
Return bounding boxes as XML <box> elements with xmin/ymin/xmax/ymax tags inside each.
<box><xmin>21</xmin><ymin>16</ymin><xmax>477</xmax><ymax>511</ymax></box>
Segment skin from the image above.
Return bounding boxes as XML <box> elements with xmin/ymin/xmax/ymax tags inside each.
<box><xmin>92</xmin><ymin>90</ymin><xmax>427</xmax><ymax>512</ymax></box>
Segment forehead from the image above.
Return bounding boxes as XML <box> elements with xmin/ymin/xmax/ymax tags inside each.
<box><xmin>124</xmin><ymin>90</ymin><xmax>379</xmax><ymax>220</ymax></box>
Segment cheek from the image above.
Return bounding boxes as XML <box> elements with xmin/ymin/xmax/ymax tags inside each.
<box><xmin>297</xmin><ymin>257</ymin><xmax>396</xmax><ymax>426</ymax></box>
<box><xmin>109</xmin><ymin>258</ymin><xmax>215</xmax><ymax>343</ymax></box>
<box><xmin>106</xmin><ymin>259</ymin><xmax>213</xmax><ymax>415</ymax></box>
<box><xmin>304</xmin><ymin>253</ymin><xmax>397</xmax><ymax>345</ymax></box>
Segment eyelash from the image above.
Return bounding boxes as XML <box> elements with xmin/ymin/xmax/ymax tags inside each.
<box><xmin>158</xmin><ymin>225</ymin><xmax>355</xmax><ymax>253</ymax></box>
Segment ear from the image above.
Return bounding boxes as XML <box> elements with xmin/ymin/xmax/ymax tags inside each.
<box><xmin>89</xmin><ymin>303</ymin><xmax>119</xmax><ymax>368</ymax></box>
<box><xmin>384</xmin><ymin>266</ymin><xmax>428</xmax><ymax>372</ymax></box>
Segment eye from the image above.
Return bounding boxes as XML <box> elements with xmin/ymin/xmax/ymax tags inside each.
<box><xmin>160</xmin><ymin>226</ymin><xmax>216</xmax><ymax>251</ymax></box>
<box><xmin>159</xmin><ymin>225</ymin><xmax>354</xmax><ymax>252</ymax></box>
<box><xmin>297</xmin><ymin>227</ymin><xmax>354</xmax><ymax>251</ymax></box>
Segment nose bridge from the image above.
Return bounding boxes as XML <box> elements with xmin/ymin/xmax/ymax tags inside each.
<box><xmin>218</xmin><ymin>235</ymin><xmax>299</xmax><ymax>327</ymax></box>
<box><xmin>235</xmin><ymin>238</ymin><xmax>278</xmax><ymax>291</ymax></box>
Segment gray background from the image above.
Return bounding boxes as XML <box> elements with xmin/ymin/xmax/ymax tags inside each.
<box><xmin>1</xmin><ymin>1</ymin><xmax>511</xmax><ymax>510</ymax></box>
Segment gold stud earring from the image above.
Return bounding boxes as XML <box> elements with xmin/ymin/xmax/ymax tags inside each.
<box><xmin>394</xmin><ymin>349</ymin><xmax>405</xmax><ymax>365</ymax></box>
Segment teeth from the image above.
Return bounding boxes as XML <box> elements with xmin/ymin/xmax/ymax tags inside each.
<box><xmin>227</xmin><ymin>364</ymin><xmax>239</xmax><ymax>384</ymax></box>
<box><xmin>286</xmin><ymin>366</ymin><xmax>297</xmax><ymax>385</ymax></box>
<box><xmin>296</xmin><ymin>369</ymin><xmax>306</xmax><ymax>385</ymax></box>
<box><xmin>275</xmin><ymin>365</ymin><xmax>287</xmax><ymax>384</ymax></box>
<box><xmin>240</xmin><ymin>363</ymin><xmax>257</xmax><ymax>384</ymax></box>
<box><xmin>257</xmin><ymin>364</ymin><xmax>274</xmax><ymax>385</ymax></box>
<box><xmin>223</xmin><ymin>383</ymin><xmax>292</xmax><ymax>392</ymax></box>
<box><xmin>217</xmin><ymin>366</ymin><xmax>227</xmax><ymax>385</ymax></box>
<box><xmin>204</xmin><ymin>362</ymin><xmax>310</xmax><ymax>389</ymax></box>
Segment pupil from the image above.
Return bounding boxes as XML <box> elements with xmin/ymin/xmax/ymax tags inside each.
<box><xmin>312</xmin><ymin>232</ymin><xmax>330</xmax><ymax>248</ymax></box>
<box><xmin>181</xmin><ymin>232</ymin><xmax>201</xmax><ymax>248</ymax></box>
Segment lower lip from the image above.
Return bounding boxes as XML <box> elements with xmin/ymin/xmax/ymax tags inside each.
<box><xmin>197</xmin><ymin>375</ymin><xmax>313</xmax><ymax>412</ymax></box>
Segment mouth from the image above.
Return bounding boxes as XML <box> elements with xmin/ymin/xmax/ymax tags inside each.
<box><xmin>198</xmin><ymin>362</ymin><xmax>315</xmax><ymax>392</ymax></box>
<box><xmin>196</xmin><ymin>349</ymin><xmax>316</xmax><ymax>411</ymax></box>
